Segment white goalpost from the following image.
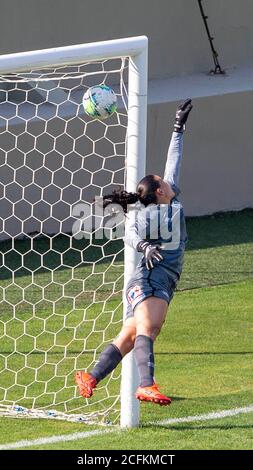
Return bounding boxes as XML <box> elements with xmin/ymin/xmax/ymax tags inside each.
<box><xmin>0</xmin><ymin>36</ymin><xmax>148</xmax><ymax>428</ymax></box>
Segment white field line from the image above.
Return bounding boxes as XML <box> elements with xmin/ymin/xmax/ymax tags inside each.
<box><xmin>0</xmin><ymin>429</ymin><xmax>116</xmax><ymax>450</ymax></box>
<box><xmin>1</xmin><ymin>405</ymin><xmax>253</xmax><ymax>450</ymax></box>
<box><xmin>148</xmin><ymin>404</ymin><xmax>253</xmax><ymax>426</ymax></box>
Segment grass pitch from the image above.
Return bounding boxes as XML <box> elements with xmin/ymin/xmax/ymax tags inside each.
<box><xmin>0</xmin><ymin>209</ymin><xmax>252</xmax><ymax>449</ymax></box>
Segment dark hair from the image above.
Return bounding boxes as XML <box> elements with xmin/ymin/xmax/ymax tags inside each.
<box><xmin>103</xmin><ymin>175</ymin><xmax>160</xmax><ymax>213</ymax></box>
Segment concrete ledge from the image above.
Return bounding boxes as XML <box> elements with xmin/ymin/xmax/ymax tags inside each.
<box><xmin>148</xmin><ymin>66</ymin><xmax>253</xmax><ymax>104</ymax></box>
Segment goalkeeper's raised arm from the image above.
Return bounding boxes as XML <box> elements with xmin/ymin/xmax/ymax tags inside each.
<box><xmin>164</xmin><ymin>98</ymin><xmax>193</xmax><ymax>198</ymax></box>
<box><xmin>123</xmin><ymin>98</ymin><xmax>193</xmax><ymax>257</ymax></box>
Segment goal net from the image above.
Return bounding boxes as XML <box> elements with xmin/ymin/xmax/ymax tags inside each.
<box><xmin>0</xmin><ymin>38</ymin><xmax>148</xmax><ymax>426</ymax></box>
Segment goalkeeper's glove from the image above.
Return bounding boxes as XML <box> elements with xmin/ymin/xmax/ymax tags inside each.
<box><xmin>137</xmin><ymin>241</ymin><xmax>163</xmax><ymax>270</ymax></box>
<box><xmin>174</xmin><ymin>98</ymin><xmax>193</xmax><ymax>133</ymax></box>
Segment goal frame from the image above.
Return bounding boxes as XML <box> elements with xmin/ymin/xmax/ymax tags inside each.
<box><xmin>0</xmin><ymin>36</ymin><xmax>148</xmax><ymax>429</ymax></box>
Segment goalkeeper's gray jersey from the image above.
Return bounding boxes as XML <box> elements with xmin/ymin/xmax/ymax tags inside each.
<box><xmin>124</xmin><ymin>131</ymin><xmax>187</xmax><ymax>284</ymax></box>
<box><xmin>125</xmin><ymin>199</ymin><xmax>187</xmax><ymax>283</ymax></box>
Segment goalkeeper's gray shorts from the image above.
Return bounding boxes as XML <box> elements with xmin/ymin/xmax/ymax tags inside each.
<box><xmin>125</xmin><ymin>264</ymin><xmax>176</xmax><ymax>319</ymax></box>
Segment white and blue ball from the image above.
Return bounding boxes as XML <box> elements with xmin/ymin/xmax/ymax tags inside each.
<box><xmin>82</xmin><ymin>84</ymin><xmax>117</xmax><ymax>120</ymax></box>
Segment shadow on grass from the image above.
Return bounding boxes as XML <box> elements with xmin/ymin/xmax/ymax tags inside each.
<box><xmin>1</xmin><ymin>350</ymin><xmax>250</xmax><ymax>356</ymax></box>
<box><xmin>168</xmin><ymin>396</ymin><xmax>188</xmax><ymax>401</ymax></box>
<box><xmin>185</xmin><ymin>208</ymin><xmax>253</xmax><ymax>251</ymax></box>
<box><xmin>0</xmin><ymin>209</ymin><xmax>252</xmax><ymax>282</ymax></box>
<box><xmin>0</xmin><ymin>234</ymin><xmax>124</xmax><ymax>281</ymax></box>
<box><xmin>156</xmin><ymin>351</ymin><xmax>253</xmax><ymax>356</ymax></box>
<box><xmin>155</xmin><ymin>424</ymin><xmax>253</xmax><ymax>431</ymax></box>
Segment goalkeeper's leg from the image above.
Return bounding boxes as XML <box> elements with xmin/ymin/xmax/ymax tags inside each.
<box><xmin>134</xmin><ymin>297</ymin><xmax>172</xmax><ymax>406</ymax></box>
<box><xmin>75</xmin><ymin>318</ymin><xmax>136</xmax><ymax>398</ymax></box>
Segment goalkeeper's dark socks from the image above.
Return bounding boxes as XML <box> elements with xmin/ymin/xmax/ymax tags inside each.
<box><xmin>90</xmin><ymin>343</ymin><xmax>122</xmax><ymax>383</ymax></box>
<box><xmin>134</xmin><ymin>334</ymin><xmax>154</xmax><ymax>387</ymax></box>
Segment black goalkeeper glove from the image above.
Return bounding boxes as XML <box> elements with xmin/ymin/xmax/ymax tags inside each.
<box><xmin>137</xmin><ymin>241</ymin><xmax>163</xmax><ymax>270</ymax></box>
<box><xmin>173</xmin><ymin>98</ymin><xmax>193</xmax><ymax>133</ymax></box>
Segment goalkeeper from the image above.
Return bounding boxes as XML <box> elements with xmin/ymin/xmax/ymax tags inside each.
<box><xmin>76</xmin><ymin>99</ymin><xmax>193</xmax><ymax>406</ymax></box>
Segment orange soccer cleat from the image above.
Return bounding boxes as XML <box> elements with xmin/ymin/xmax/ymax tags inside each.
<box><xmin>75</xmin><ymin>371</ymin><xmax>97</xmax><ymax>398</ymax></box>
<box><xmin>135</xmin><ymin>383</ymin><xmax>172</xmax><ymax>406</ymax></box>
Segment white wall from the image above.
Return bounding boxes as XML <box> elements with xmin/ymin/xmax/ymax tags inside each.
<box><xmin>0</xmin><ymin>0</ymin><xmax>252</xmax><ymax>217</ymax></box>
<box><xmin>1</xmin><ymin>0</ymin><xmax>253</xmax><ymax>78</ymax></box>
<box><xmin>147</xmin><ymin>91</ymin><xmax>253</xmax><ymax>216</ymax></box>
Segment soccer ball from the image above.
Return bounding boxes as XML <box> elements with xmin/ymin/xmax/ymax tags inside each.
<box><xmin>82</xmin><ymin>84</ymin><xmax>117</xmax><ymax>120</ymax></box>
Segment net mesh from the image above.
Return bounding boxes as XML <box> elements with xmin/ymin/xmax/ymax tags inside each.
<box><xmin>0</xmin><ymin>57</ymin><xmax>129</xmax><ymax>424</ymax></box>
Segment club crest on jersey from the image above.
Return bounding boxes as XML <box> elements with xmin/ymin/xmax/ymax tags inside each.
<box><xmin>127</xmin><ymin>285</ymin><xmax>143</xmax><ymax>304</ymax></box>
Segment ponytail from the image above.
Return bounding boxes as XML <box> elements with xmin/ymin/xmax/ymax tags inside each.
<box><xmin>103</xmin><ymin>175</ymin><xmax>161</xmax><ymax>214</ymax></box>
<box><xmin>103</xmin><ymin>190</ymin><xmax>139</xmax><ymax>214</ymax></box>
